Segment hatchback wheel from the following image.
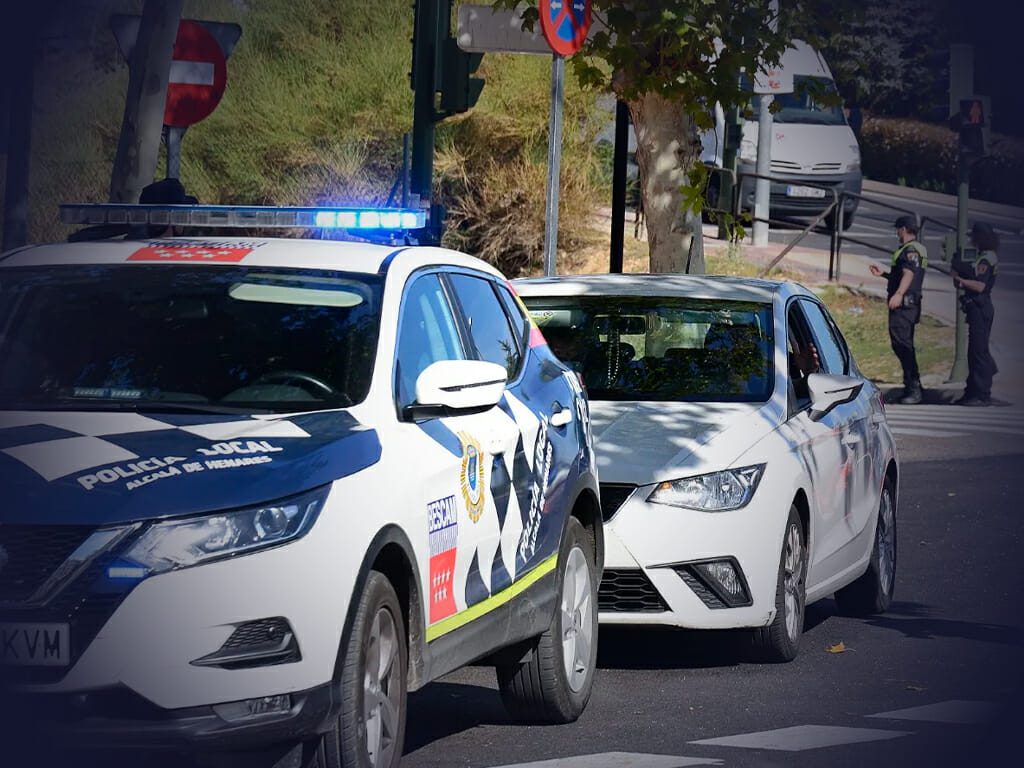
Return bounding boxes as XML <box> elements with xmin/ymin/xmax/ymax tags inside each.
<box><xmin>752</xmin><ymin>505</ymin><xmax>806</xmax><ymax>663</ymax></box>
<box><xmin>497</xmin><ymin>517</ymin><xmax>598</xmax><ymax>723</ymax></box>
<box><xmin>836</xmin><ymin>478</ymin><xmax>897</xmax><ymax>616</ymax></box>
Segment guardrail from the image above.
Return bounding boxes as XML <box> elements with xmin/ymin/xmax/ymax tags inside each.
<box><xmin>704</xmin><ymin>170</ymin><xmax>959</xmax><ymax>281</ymax></box>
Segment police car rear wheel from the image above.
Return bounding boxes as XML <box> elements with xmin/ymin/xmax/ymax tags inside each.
<box><xmin>496</xmin><ymin>517</ymin><xmax>597</xmax><ymax>724</ymax></box>
<box><xmin>836</xmin><ymin>479</ymin><xmax>897</xmax><ymax>616</ymax></box>
<box><xmin>305</xmin><ymin>571</ymin><xmax>407</xmax><ymax>768</ymax></box>
<box><xmin>751</xmin><ymin>506</ymin><xmax>806</xmax><ymax>663</ymax></box>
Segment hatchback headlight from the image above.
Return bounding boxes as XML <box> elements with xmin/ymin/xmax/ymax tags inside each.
<box><xmin>122</xmin><ymin>486</ymin><xmax>328</xmax><ymax>575</ymax></box>
<box><xmin>646</xmin><ymin>465</ymin><xmax>765</xmax><ymax>512</ymax></box>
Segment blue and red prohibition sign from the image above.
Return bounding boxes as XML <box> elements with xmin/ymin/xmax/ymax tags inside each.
<box><xmin>539</xmin><ymin>0</ymin><xmax>592</xmax><ymax>57</ymax></box>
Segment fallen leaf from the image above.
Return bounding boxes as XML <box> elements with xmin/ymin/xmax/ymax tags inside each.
<box><xmin>906</xmin><ymin>684</ymin><xmax>927</xmax><ymax>691</ymax></box>
<box><xmin>948</xmin><ymin>492</ymin><xmax>956</xmax><ymax>497</ymax></box>
<box><xmin>826</xmin><ymin>641</ymin><xmax>848</xmax><ymax>653</ymax></box>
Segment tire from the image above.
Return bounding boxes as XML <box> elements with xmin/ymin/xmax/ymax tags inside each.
<box><xmin>836</xmin><ymin>478</ymin><xmax>897</xmax><ymax>616</ymax></box>
<box><xmin>842</xmin><ymin>209</ymin><xmax>856</xmax><ymax>230</ymax></box>
<box><xmin>496</xmin><ymin>517</ymin><xmax>598</xmax><ymax>724</ymax></box>
<box><xmin>304</xmin><ymin>571</ymin><xmax>407</xmax><ymax>768</ymax></box>
<box><xmin>752</xmin><ymin>505</ymin><xmax>807</xmax><ymax>663</ymax></box>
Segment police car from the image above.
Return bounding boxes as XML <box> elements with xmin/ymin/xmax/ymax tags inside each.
<box><xmin>0</xmin><ymin>204</ymin><xmax>602</xmax><ymax>766</ymax></box>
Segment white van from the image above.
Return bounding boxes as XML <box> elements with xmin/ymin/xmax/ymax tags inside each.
<box><xmin>701</xmin><ymin>40</ymin><xmax>862</xmax><ymax>228</ymax></box>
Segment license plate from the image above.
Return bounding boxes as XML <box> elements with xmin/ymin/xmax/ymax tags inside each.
<box><xmin>0</xmin><ymin>623</ymin><xmax>70</xmax><ymax>666</ymax></box>
<box><xmin>786</xmin><ymin>185</ymin><xmax>826</xmax><ymax>198</ymax></box>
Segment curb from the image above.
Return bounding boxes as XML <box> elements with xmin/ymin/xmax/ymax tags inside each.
<box><xmin>862</xmin><ymin>179</ymin><xmax>1024</xmax><ymax>226</ymax></box>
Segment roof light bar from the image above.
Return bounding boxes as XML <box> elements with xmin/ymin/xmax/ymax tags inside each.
<box><xmin>60</xmin><ymin>204</ymin><xmax>426</xmax><ymax>231</ymax></box>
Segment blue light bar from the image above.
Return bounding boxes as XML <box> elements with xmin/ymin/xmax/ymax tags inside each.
<box><xmin>61</xmin><ymin>204</ymin><xmax>427</xmax><ymax>231</ymax></box>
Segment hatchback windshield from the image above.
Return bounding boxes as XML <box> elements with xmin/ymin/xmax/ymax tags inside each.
<box><xmin>0</xmin><ymin>265</ymin><xmax>383</xmax><ymax>413</ymax></box>
<box><xmin>524</xmin><ymin>296</ymin><xmax>774</xmax><ymax>402</ymax></box>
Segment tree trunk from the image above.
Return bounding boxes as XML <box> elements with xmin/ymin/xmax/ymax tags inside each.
<box><xmin>109</xmin><ymin>0</ymin><xmax>184</xmax><ymax>203</ymax></box>
<box><xmin>628</xmin><ymin>91</ymin><xmax>704</xmax><ymax>274</ymax></box>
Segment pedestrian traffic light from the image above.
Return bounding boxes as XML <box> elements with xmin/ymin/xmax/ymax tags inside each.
<box><xmin>437</xmin><ymin>38</ymin><xmax>484</xmax><ymax>119</ymax></box>
<box><xmin>957</xmin><ymin>97</ymin><xmax>990</xmax><ymax>156</ymax></box>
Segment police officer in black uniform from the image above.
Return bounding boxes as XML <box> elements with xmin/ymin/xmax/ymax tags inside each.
<box><xmin>869</xmin><ymin>215</ymin><xmax>928</xmax><ymax>404</ymax></box>
<box><xmin>952</xmin><ymin>221</ymin><xmax>999</xmax><ymax>406</ymax></box>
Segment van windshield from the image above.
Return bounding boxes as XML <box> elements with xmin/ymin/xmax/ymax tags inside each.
<box><xmin>747</xmin><ymin>75</ymin><xmax>846</xmax><ymax>126</ymax></box>
<box><xmin>0</xmin><ymin>265</ymin><xmax>383</xmax><ymax>413</ymax></box>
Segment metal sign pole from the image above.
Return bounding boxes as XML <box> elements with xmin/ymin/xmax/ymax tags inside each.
<box><xmin>164</xmin><ymin>126</ymin><xmax>185</xmax><ymax>180</ymax></box>
<box><xmin>543</xmin><ymin>54</ymin><xmax>565</xmax><ymax>276</ymax></box>
<box><xmin>752</xmin><ymin>94</ymin><xmax>773</xmax><ymax>247</ymax></box>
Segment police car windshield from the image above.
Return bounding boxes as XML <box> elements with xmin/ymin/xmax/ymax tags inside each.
<box><xmin>523</xmin><ymin>296</ymin><xmax>774</xmax><ymax>403</ymax></box>
<box><xmin>0</xmin><ymin>265</ymin><xmax>383</xmax><ymax>413</ymax></box>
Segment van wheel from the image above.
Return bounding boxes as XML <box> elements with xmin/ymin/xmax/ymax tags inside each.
<box><xmin>751</xmin><ymin>506</ymin><xmax>806</xmax><ymax>663</ymax></box>
<box><xmin>496</xmin><ymin>518</ymin><xmax>597</xmax><ymax>723</ymax></box>
<box><xmin>304</xmin><ymin>571</ymin><xmax>407</xmax><ymax>768</ymax></box>
<box><xmin>836</xmin><ymin>478</ymin><xmax>896</xmax><ymax>616</ymax></box>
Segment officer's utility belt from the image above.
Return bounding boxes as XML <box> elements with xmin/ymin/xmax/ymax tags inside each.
<box><xmin>898</xmin><ymin>292</ymin><xmax>920</xmax><ymax>309</ymax></box>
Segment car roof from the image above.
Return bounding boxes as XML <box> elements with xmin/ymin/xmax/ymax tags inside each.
<box><xmin>0</xmin><ymin>237</ymin><xmax>504</xmax><ymax>279</ymax></box>
<box><xmin>513</xmin><ymin>273</ymin><xmax>794</xmax><ymax>303</ymax></box>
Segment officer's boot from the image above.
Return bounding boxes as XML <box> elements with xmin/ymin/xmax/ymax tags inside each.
<box><xmin>899</xmin><ymin>380</ymin><xmax>923</xmax><ymax>405</ymax></box>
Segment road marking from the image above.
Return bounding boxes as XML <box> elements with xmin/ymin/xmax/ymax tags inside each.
<box><xmin>867</xmin><ymin>700</ymin><xmax>998</xmax><ymax>724</ymax></box>
<box><xmin>888</xmin><ymin>427</ymin><xmax>963</xmax><ymax>438</ymax></box>
<box><xmin>883</xmin><ymin>406</ymin><xmax>1024</xmax><ymax>439</ymax></box>
<box><xmin>488</xmin><ymin>753</ymin><xmax>723</xmax><ymax>768</ymax></box>
<box><xmin>689</xmin><ymin>724</ymin><xmax>911</xmax><ymax>751</ymax></box>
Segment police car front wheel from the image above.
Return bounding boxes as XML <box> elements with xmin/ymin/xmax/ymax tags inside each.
<box><xmin>496</xmin><ymin>517</ymin><xmax>598</xmax><ymax>723</ymax></box>
<box><xmin>304</xmin><ymin>571</ymin><xmax>407</xmax><ymax>768</ymax></box>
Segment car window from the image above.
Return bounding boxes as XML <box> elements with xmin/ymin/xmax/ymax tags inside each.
<box><xmin>521</xmin><ymin>295</ymin><xmax>773</xmax><ymax>402</ymax></box>
<box><xmin>395</xmin><ymin>273</ymin><xmax>465</xmax><ymax>407</ymax></box>
<box><xmin>798</xmin><ymin>299</ymin><xmax>846</xmax><ymax>375</ymax></box>
<box><xmin>496</xmin><ymin>283</ymin><xmax>531</xmax><ymax>352</ymax></box>
<box><xmin>787</xmin><ymin>302</ymin><xmax>819</xmax><ymax>408</ymax></box>
<box><xmin>447</xmin><ymin>273</ymin><xmax>522</xmax><ymax>380</ymax></box>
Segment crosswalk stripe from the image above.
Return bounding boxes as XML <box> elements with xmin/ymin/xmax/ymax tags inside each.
<box><xmin>689</xmin><ymin>725</ymin><xmax>912</xmax><ymax>751</ymax></box>
<box><xmin>884</xmin><ymin>419</ymin><xmax>1024</xmax><ymax>436</ymax></box>
<box><xmin>889</xmin><ymin>427</ymin><xmax>964</xmax><ymax>438</ymax></box>
<box><xmin>488</xmin><ymin>753</ymin><xmax>723</xmax><ymax>768</ymax></box>
<box><xmin>867</xmin><ymin>700</ymin><xmax>997</xmax><ymax>725</ymax></box>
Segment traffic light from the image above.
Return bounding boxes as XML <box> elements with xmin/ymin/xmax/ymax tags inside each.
<box><xmin>957</xmin><ymin>97</ymin><xmax>990</xmax><ymax>156</ymax></box>
<box><xmin>438</xmin><ymin>38</ymin><xmax>484</xmax><ymax>118</ymax></box>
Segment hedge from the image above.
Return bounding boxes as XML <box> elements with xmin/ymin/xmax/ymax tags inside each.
<box><xmin>860</xmin><ymin>117</ymin><xmax>1024</xmax><ymax>207</ymax></box>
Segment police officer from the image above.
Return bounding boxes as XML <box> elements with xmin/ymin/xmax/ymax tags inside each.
<box><xmin>869</xmin><ymin>215</ymin><xmax>927</xmax><ymax>404</ymax></box>
<box><xmin>952</xmin><ymin>221</ymin><xmax>999</xmax><ymax>406</ymax></box>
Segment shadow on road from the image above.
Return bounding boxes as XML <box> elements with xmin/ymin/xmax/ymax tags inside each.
<box><xmin>596</xmin><ymin>625</ymin><xmax>749</xmax><ymax>671</ymax></box>
<box><xmin>811</xmin><ymin>599</ymin><xmax>1024</xmax><ymax>646</ymax></box>
<box><xmin>405</xmin><ymin>681</ymin><xmax>510</xmax><ymax>753</ymax></box>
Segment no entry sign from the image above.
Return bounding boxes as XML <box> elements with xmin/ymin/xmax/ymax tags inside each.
<box><xmin>164</xmin><ymin>20</ymin><xmax>227</xmax><ymax>127</ymax></box>
<box><xmin>539</xmin><ymin>0</ymin><xmax>591</xmax><ymax>57</ymax></box>
<box><xmin>111</xmin><ymin>15</ymin><xmax>241</xmax><ymax>128</ymax></box>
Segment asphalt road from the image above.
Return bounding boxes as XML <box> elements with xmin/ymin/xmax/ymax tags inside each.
<box><xmin>402</xmin><ymin>425</ymin><xmax>1024</xmax><ymax>768</ymax></box>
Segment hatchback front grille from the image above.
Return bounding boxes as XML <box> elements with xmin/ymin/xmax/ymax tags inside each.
<box><xmin>598</xmin><ymin>568</ymin><xmax>668</xmax><ymax>612</ymax></box>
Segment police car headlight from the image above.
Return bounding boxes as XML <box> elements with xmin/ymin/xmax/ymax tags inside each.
<box><xmin>121</xmin><ymin>486</ymin><xmax>328</xmax><ymax>575</ymax></box>
<box><xmin>646</xmin><ymin>465</ymin><xmax>765</xmax><ymax>512</ymax></box>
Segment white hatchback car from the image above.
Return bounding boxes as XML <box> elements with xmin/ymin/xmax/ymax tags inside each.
<box><xmin>516</xmin><ymin>274</ymin><xmax>899</xmax><ymax>661</ymax></box>
<box><xmin>0</xmin><ymin>205</ymin><xmax>602</xmax><ymax>766</ymax></box>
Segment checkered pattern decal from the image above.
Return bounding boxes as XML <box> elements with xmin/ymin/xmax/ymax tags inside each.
<box><xmin>0</xmin><ymin>411</ymin><xmax>310</xmax><ymax>482</ymax></box>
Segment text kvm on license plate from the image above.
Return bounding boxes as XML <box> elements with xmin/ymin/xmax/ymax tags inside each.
<box><xmin>786</xmin><ymin>185</ymin><xmax>826</xmax><ymax>198</ymax></box>
<box><xmin>0</xmin><ymin>623</ymin><xmax>70</xmax><ymax>666</ymax></box>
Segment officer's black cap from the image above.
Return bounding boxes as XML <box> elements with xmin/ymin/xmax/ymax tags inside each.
<box><xmin>970</xmin><ymin>221</ymin><xmax>994</xmax><ymax>237</ymax></box>
<box><xmin>894</xmin><ymin>215</ymin><xmax>917</xmax><ymax>232</ymax></box>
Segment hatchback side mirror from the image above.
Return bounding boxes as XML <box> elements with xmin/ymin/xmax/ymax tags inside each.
<box><xmin>404</xmin><ymin>360</ymin><xmax>507</xmax><ymax>420</ymax></box>
<box><xmin>807</xmin><ymin>373</ymin><xmax>863</xmax><ymax>421</ymax></box>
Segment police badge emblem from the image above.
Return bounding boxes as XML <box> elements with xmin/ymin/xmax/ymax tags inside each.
<box><xmin>458</xmin><ymin>432</ymin><xmax>486</xmax><ymax>522</ymax></box>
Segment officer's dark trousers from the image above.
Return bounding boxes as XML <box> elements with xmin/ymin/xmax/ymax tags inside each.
<box><xmin>889</xmin><ymin>307</ymin><xmax>920</xmax><ymax>387</ymax></box>
<box><xmin>965</xmin><ymin>300</ymin><xmax>997</xmax><ymax>400</ymax></box>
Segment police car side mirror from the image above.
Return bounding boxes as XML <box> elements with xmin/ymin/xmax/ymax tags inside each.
<box><xmin>807</xmin><ymin>373</ymin><xmax>863</xmax><ymax>421</ymax></box>
<box><xmin>405</xmin><ymin>360</ymin><xmax>507</xmax><ymax>420</ymax></box>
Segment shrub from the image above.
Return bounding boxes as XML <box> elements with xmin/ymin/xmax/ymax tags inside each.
<box><xmin>860</xmin><ymin>117</ymin><xmax>1024</xmax><ymax>207</ymax></box>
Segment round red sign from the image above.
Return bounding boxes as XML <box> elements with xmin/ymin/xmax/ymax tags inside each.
<box><xmin>164</xmin><ymin>20</ymin><xmax>228</xmax><ymax>128</ymax></box>
<box><xmin>538</xmin><ymin>0</ymin><xmax>592</xmax><ymax>57</ymax></box>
